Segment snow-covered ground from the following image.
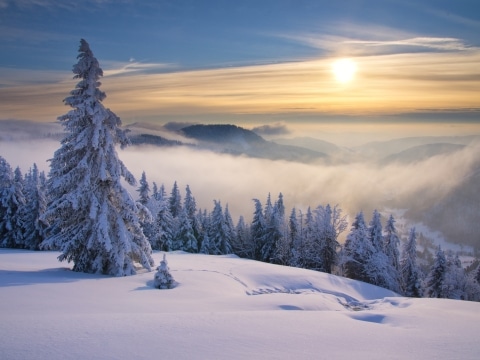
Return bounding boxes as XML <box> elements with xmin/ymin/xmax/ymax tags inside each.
<box><xmin>1</xmin><ymin>250</ymin><xmax>479</xmax><ymax>359</ymax></box>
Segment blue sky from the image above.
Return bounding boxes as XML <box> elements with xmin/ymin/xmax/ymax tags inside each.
<box><xmin>1</xmin><ymin>0</ymin><xmax>480</xmax><ymax>138</ymax></box>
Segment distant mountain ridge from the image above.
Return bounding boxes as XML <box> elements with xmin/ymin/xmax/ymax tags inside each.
<box><xmin>181</xmin><ymin>124</ymin><xmax>265</xmax><ymax>146</ymax></box>
<box><xmin>164</xmin><ymin>124</ymin><xmax>326</xmax><ymax>162</ymax></box>
<box><xmin>379</xmin><ymin>143</ymin><xmax>466</xmax><ymax>165</ymax></box>
<box><xmin>354</xmin><ymin>135</ymin><xmax>480</xmax><ymax>160</ymax></box>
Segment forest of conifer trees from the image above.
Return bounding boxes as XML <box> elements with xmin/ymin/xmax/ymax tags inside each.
<box><xmin>1</xmin><ymin>153</ymin><xmax>480</xmax><ymax>300</ymax></box>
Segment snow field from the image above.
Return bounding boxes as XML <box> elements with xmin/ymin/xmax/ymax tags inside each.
<box><xmin>1</xmin><ymin>250</ymin><xmax>480</xmax><ymax>359</ymax></box>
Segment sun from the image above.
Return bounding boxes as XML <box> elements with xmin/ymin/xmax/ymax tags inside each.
<box><xmin>332</xmin><ymin>58</ymin><xmax>357</xmax><ymax>83</ymax></box>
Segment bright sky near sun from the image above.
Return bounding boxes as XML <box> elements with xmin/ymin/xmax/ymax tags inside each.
<box><xmin>0</xmin><ymin>0</ymin><xmax>479</xmax><ymax>137</ymax></box>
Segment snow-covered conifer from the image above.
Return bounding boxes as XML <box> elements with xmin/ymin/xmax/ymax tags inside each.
<box><xmin>175</xmin><ymin>207</ymin><xmax>197</xmax><ymax>253</ymax></box>
<box><xmin>232</xmin><ymin>216</ymin><xmax>254</xmax><ymax>258</ymax></box>
<box><xmin>207</xmin><ymin>200</ymin><xmax>232</xmax><ymax>255</ymax></box>
<box><xmin>290</xmin><ymin>208</ymin><xmax>305</xmax><ymax>268</ymax></box>
<box><xmin>368</xmin><ymin>210</ymin><xmax>383</xmax><ymax>253</ymax></box>
<box><xmin>0</xmin><ymin>160</ymin><xmax>26</xmax><ymax>248</ymax></box>
<box><xmin>153</xmin><ymin>253</ymin><xmax>176</xmax><ymax>289</ymax></box>
<box><xmin>251</xmin><ymin>199</ymin><xmax>266</xmax><ymax>261</ymax></box>
<box><xmin>40</xmin><ymin>39</ymin><xmax>154</xmax><ymax>276</ymax></box>
<box><xmin>424</xmin><ymin>246</ymin><xmax>447</xmax><ymax>298</ymax></box>
<box><xmin>168</xmin><ymin>181</ymin><xmax>182</xmax><ymax>218</ymax></box>
<box><xmin>400</xmin><ymin>227</ymin><xmax>422</xmax><ymax>297</ymax></box>
<box><xmin>288</xmin><ymin>208</ymin><xmax>299</xmax><ymax>264</ymax></box>
<box><xmin>464</xmin><ymin>264</ymin><xmax>480</xmax><ymax>301</ymax></box>
<box><xmin>342</xmin><ymin>212</ymin><xmax>374</xmax><ymax>283</ymax></box>
<box><xmin>271</xmin><ymin>196</ymin><xmax>290</xmax><ymax>265</ymax></box>
<box><xmin>184</xmin><ymin>184</ymin><xmax>199</xmax><ymax>243</ymax></box>
<box><xmin>384</xmin><ymin>215</ymin><xmax>401</xmax><ymax>277</ymax></box>
<box><xmin>262</xmin><ymin>194</ymin><xmax>285</xmax><ymax>264</ymax></box>
<box><xmin>153</xmin><ymin>199</ymin><xmax>175</xmax><ymax>251</ymax></box>
<box><xmin>315</xmin><ymin>204</ymin><xmax>347</xmax><ymax>274</ymax></box>
<box><xmin>224</xmin><ymin>204</ymin><xmax>236</xmax><ymax>251</ymax></box>
<box><xmin>137</xmin><ymin>171</ymin><xmax>150</xmax><ymax>206</ymax></box>
<box><xmin>443</xmin><ymin>252</ymin><xmax>467</xmax><ymax>300</ymax></box>
<box><xmin>22</xmin><ymin>164</ymin><xmax>48</xmax><ymax>250</ymax></box>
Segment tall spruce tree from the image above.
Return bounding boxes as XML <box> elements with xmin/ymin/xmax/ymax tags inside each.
<box><xmin>0</xmin><ymin>160</ymin><xmax>26</xmax><ymax>248</ymax></box>
<box><xmin>137</xmin><ymin>171</ymin><xmax>150</xmax><ymax>206</ymax></box>
<box><xmin>22</xmin><ymin>164</ymin><xmax>48</xmax><ymax>250</ymax></box>
<box><xmin>384</xmin><ymin>215</ymin><xmax>401</xmax><ymax>280</ymax></box>
<box><xmin>169</xmin><ymin>181</ymin><xmax>182</xmax><ymax>218</ymax></box>
<box><xmin>400</xmin><ymin>227</ymin><xmax>422</xmax><ymax>297</ymax></box>
<box><xmin>40</xmin><ymin>39</ymin><xmax>154</xmax><ymax>276</ymax></box>
<box><xmin>175</xmin><ymin>207</ymin><xmax>197</xmax><ymax>253</ymax></box>
<box><xmin>342</xmin><ymin>212</ymin><xmax>374</xmax><ymax>283</ymax></box>
<box><xmin>424</xmin><ymin>246</ymin><xmax>447</xmax><ymax>298</ymax></box>
<box><xmin>153</xmin><ymin>198</ymin><xmax>175</xmax><ymax>251</ymax></box>
<box><xmin>251</xmin><ymin>199</ymin><xmax>266</xmax><ymax>261</ymax></box>
<box><xmin>316</xmin><ymin>204</ymin><xmax>347</xmax><ymax>274</ymax></box>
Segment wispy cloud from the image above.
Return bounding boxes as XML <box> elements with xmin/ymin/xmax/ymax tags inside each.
<box><xmin>1</xmin><ymin>40</ymin><xmax>479</xmax><ymax>122</ymax></box>
<box><xmin>345</xmin><ymin>37</ymin><xmax>473</xmax><ymax>52</ymax></box>
<box><xmin>102</xmin><ymin>61</ymin><xmax>177</xmax><ymax>77</ymax></box>
<box><xmin>251</xmin><ymin>123</ymin><xmax>291</xmax><ymax>136</ymax></box>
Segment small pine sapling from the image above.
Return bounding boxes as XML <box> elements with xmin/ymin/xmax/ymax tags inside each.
<box><xmin>154</xmin><ymin>253</ymin><xmax>176</xmax><ymax>289</ymax></box>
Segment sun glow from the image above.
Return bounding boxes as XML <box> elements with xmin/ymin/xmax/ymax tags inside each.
<box><xmin>332</xmin><ymin>58</ymin><xmax>357</xmax><ymax>83</ymax></box>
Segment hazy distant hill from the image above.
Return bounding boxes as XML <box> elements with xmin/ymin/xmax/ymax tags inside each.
<box><xmin>271</xmin><ymin>137</ymin><xmax>341</xmax><ymax>154</ymax></box>
<box><xmin>180</xmin><ymin>124</ymin><xmax>327</xmax><ymax>162</ymax></box>
<box><xmin>129</xmin><ymin>133</ymin><xmax>183</xmax><ymax>147</ymax></box>
<box><xmin>406</xmin><ymin>163</ymin><xmax>480</xmax><ymax>250</ymax></box>
<box><xmin>181</xmin><ymin>124</ymin><xmax>264</xmax><ymax>146</ymax></box>
<box><xmin>355</xmin><ymin>135</ymin><xmax>480</xmax><ymax>160</ymax></box>
<box><xmin>379</xmin><ymin>143</ymin><xmax>466</xmax><ymax>165</ymax></box>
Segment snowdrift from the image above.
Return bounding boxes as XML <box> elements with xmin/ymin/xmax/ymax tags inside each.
<box><xmin>1</xmin><ymin>250</ymin><xmax>479</xmax><ymax>359</ymax></box>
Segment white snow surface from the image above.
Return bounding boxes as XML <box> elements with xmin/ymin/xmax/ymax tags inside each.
<box><xmin>1</xmin><ymin>250</ymin><xmax>479</xmax><ymax>359</ymax></box>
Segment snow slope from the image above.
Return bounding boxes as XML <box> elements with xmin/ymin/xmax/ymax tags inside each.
<box><xmin>1</xmin><ymin>250</ymin><xmax>479</xmax><ymax>359</ymax></box>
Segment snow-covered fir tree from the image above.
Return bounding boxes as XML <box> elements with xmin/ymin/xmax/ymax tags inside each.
<box><xmin>360</xmin><ymin>210</ymin><xmax>398</xmax><ymax>291</ymax></box>
<box><xmin>206</xmin><ymin>200</ymin><xmax>232</xmax><ymax>255</ymax></box>
<box><xmin>232</xmin><ymin>216</ymin><xmax>254</xmax><ymax>259</ymax></box>
<box><xmin>315</xmin><ymin>204</ymin><xmax>347</xmax><ymax>274</ymax></box>
<box><xmin>183</xmin><ymin>185</ymin><xmax>200</xmax><ymax>246</ymax></box>
<box><xmin>464</xmin><ymin>264</ymin><xmax>480</xmax><ymax>301</ymax></box>
<box><xmin>168</xmin><ymin>181</ymin><xmax>182</xmax><ymax>218</ymax></box>
<box><xmin>153</xmin><ymin>253</ymin><xmax>176</xmax><ymax>289</ymax></box>
<box><xmin>288</xmin><ymin>207</ymin><xmax>301</xmax><ymax>266</ymax></box>
<box><xmin>251</xmin><ymin>198</ymin><xmax>266</xmax><ymax>261</ymax></box>
<box><xmin>400</xmin><ymin>227</ymin><xmax>422</xmax><ymax>297</ymax></box>
<box><xmin>137</xmin><ymin>171</ymin><xmax>150</xmax><ymax>206</ymax></box>
<box><xmin>40</xmin><ymin>39</ymin><xmax>154</xmax><ymax>276</ymax></box>
<box><xmin>261</xmin><ymin>194</ymin><xmax>284</xmax><ymax>264</ymax></box>
<box><xmin>22</xmin><ymin>164</ymin><xmax>48</xmax><ymax>250</ymax></box>
<box><xmin>368</xmin><ymin>210</ymin><xmax>384</xmax><ymax>253</ymax></box>
<box><xmin>442</xmin><ymin>252</ymin><xmax>467</xmax><ymax>300</ymax></box>
<box><xmin>342</xmin><ymin>212</ymin><xmax>374</xmax><ymax>283</ymax></box>
<box><xmin>0</xmin><ymin>160</ymin><xmax>26</xmax><ymax>249</ymax></box>
<box><xmin>136</xmin><ymin>172</ymin><xmax>157</xmax><ymax>243</ymax></box>
<box><xmin>424</xmin><ymin>246</ymin><xmax>447</xmax><ymax>298</ymax></box>
<box><xmin>384</xmin><ymin>215</ymin><xmax>401</xmax><ymax>285</ymax></box>
<box><xmin>175</xmin><ymin>207</ymin><xmax>197</xmax><ymax>253</ymax></box>
<box><xmin>301</xmin><ymin>206</ymin><xmax>324</xmax><ymax>271</ymax></box>
<box><xmin>290</xmin><ymin>208</ymin><xmax>307</xmax><ymax>268</ymax></box>
<box><xmin>223</xmin><ymin>204</ymin><xmax>236</xmax><ymax>252</ymax></box>
<box><xmin>153</xmin><ymin>198</ymin><xmax>175</xmax><ymax>251</ymax></box>
<box><xmin>300</xmin><ymin>207</ymin><xmax>318</xmax><ymax>269</ymax></box>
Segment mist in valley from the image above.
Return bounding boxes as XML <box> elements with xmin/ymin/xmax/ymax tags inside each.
<box><xmin>1</xmin><ymin>119</ymin><xmax>479</xmax><ymax>251</ymax></box>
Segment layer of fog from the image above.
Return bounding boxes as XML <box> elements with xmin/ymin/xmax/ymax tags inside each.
<box><xmin>2</xmin><ymin>131</ymin><xmax>478</xmax><ymax>235</ymax></box>
<box><xmin>120</xmin><ymin>144</ymin><xmax>479</xmax><ymax>222</ymax></box>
